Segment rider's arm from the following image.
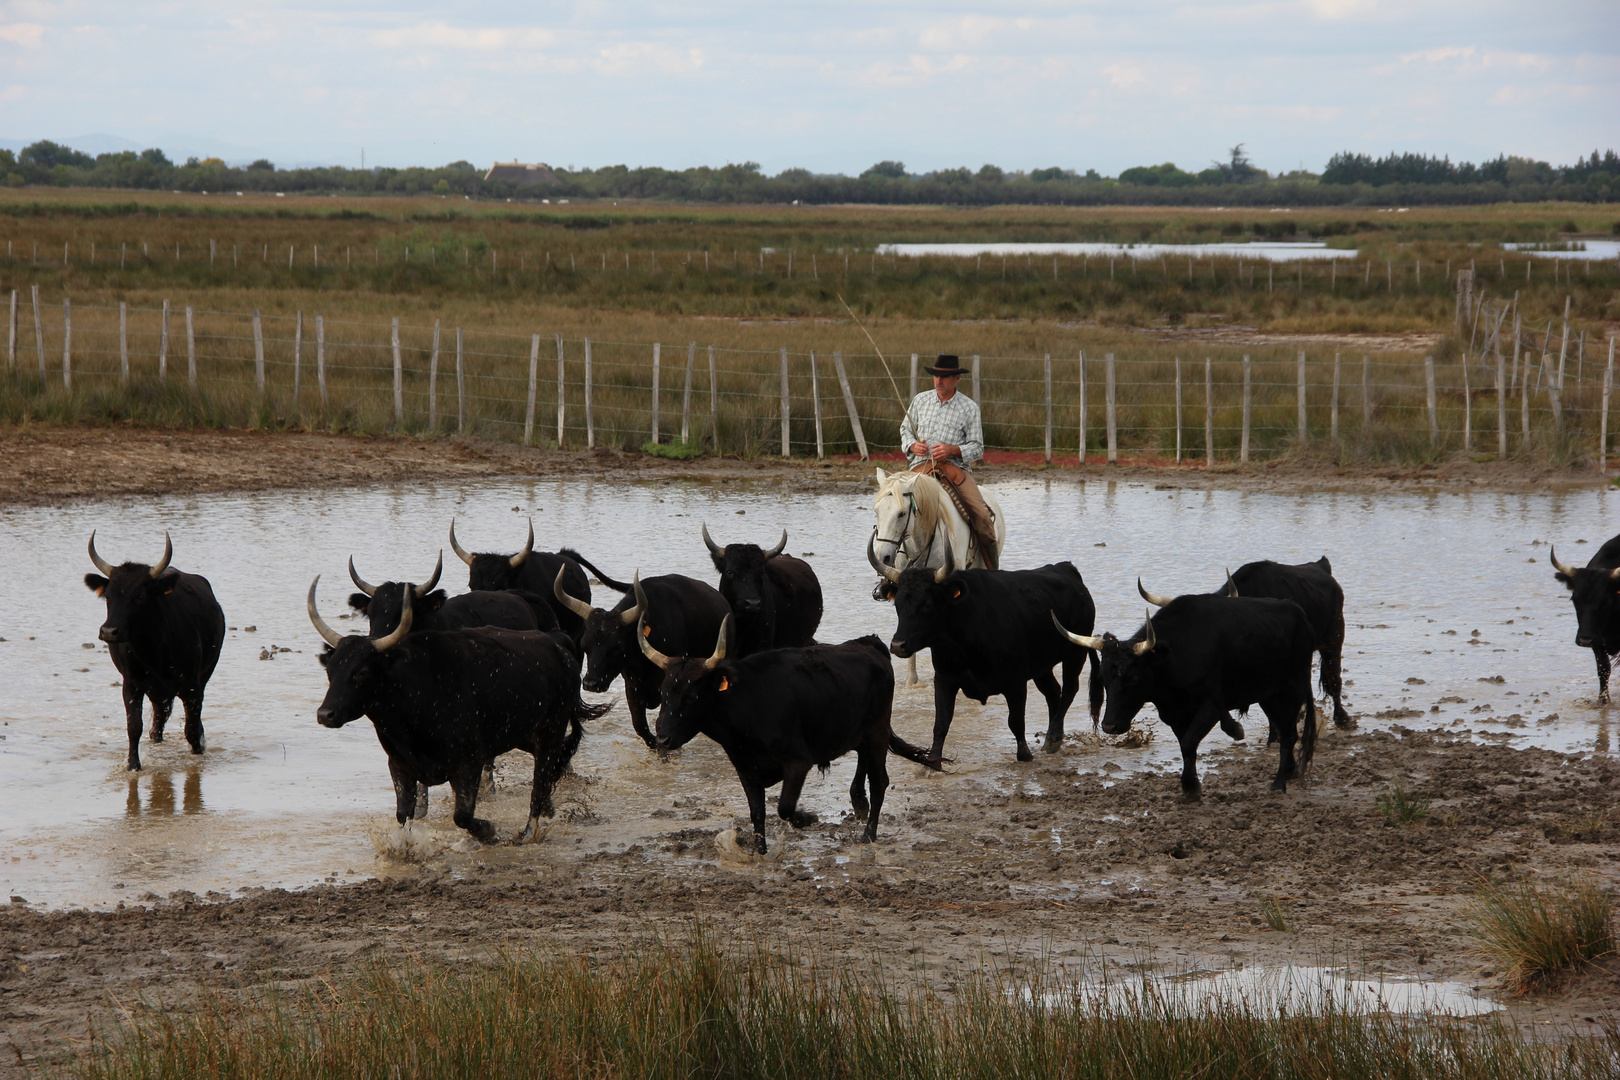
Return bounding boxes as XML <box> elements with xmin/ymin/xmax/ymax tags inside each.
<box><xmin>958</xmin><ymin>400</ymin><xmax>984</xmax><ymax>465</ymax></box>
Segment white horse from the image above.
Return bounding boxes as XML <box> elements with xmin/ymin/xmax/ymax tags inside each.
<box><xmin>870</xmin><ymin>467</ymin><xmax>1006</xmax><ymax>684</ymax></box>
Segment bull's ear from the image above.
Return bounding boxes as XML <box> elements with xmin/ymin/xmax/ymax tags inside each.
<box><xmin>318</xmin><ymin>645</ymin><xmax>334</xmax><ymax>666</ymax></box>
<box><xmin>876</xmin><ymin>581</ymin><xmax>897</xmax><ymax>601</ymax></box>
<box><xmin>1553</xmin><ymin>571</ymin><xmax>1575</xmax><ymax>589</ymax></box>
<box><xmin>84</xmin><ymin>573</ymin><xmax>108</xmax><ymax>596</ymax></box>
<box><xmin>347</xmin><ymin>593</ymin><xmax>371</xmax><ymax>613</ymax></box>
<box><xmin>424</xmin><ymin>591</ymin><xmax>446</xmax><ymax>613</ymax></box>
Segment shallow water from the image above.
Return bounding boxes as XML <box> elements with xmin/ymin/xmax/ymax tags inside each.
<box><xmin>2</xmin><ymin>476</ymin><xmax>1616</xmax><ymax>909</ymax></box>
<box><xmin>1504</xmin><ymin>240</ymin><xmax>1620</xmax><ymax>262</ymax></box>
<box><xmin>876</xmin><ymin>241</ymin><xmax>1357</xmax><ymax>262</ymax></box>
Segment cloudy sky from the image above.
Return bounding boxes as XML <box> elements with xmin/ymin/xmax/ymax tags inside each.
<box><xmin>0</xmin><ymin>1</ymin><xmax>1614</xmax><ymax>174</ymax></box>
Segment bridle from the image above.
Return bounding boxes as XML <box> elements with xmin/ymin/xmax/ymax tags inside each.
<box><xmin>872</xmin><ymin>489</ymin><xmax>939</xmax><ymax>570</ymax></box>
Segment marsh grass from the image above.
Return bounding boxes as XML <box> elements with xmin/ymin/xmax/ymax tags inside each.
<box><xmin>1377</xmin><ymin>783</ymin><xmax>1434</xmax><ymax>827</ymax></box>
<box><xmin>65</xmin><ymin>933</ymin><xmax>1620</xmax><ymax>1080</ymax></box>
<box><xmin>1259</xmin><ymin>894</ymin><xmax>1297</xmax><ymax>933</ymax></box>
<box><xmin>1465</xmin><ymin>875</ymin><xmax>1617</xmax><ymax>995</ymax></box>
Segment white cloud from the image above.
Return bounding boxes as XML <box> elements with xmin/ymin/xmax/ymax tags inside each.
<box><xmin>0</xmin><ymin>22</ymin><xmax>44</xmax><ymax>48</ymax></box>
<box><xmin>371</xmin><ymin>22</ymin><xmax>556</xmax><ymax>52</ymax></box>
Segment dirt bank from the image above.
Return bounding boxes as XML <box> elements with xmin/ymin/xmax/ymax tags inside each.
<box><xmin>5</xmin><ymin>723</ymin><xmax>1620</xmax><ymax>1076</ymax></box>
<box><xmin>0</xmin><ymin>426</ymin><xmax>1602</xmax><ymax>508</ymax></box>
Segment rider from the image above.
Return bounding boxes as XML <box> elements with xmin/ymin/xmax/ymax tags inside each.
<box><xmin>900</xmin><ymin>354</ymin><xmax>998</xmax><ymax>570</ymax></box>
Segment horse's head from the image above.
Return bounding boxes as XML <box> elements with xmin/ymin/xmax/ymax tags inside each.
<box><xmin>872</xmin><ymin>467</ymin><xmax>947</xmax><ymax>574</ymax></box>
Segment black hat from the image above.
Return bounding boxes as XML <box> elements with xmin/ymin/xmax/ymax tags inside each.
<box><xmin>924</xmin><ymin>354</ymin><xmax>965</xmax><ymax>376</ymax></box>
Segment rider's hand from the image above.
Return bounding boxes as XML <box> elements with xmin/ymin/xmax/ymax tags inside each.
<box><xmin>929</xmin><ymin>442</ymin><xmax>952</xmax><ymax>461</ymax></box>
<box><xmin>910</xmin><ymin>442</ymin><xmax>929</xmax><ymax>457</ymax></box>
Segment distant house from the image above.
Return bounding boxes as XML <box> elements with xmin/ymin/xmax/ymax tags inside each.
<box><xmin>484</xmin><ymin>161</ymin><xmax>557</xmax><ymax>187</ymax></box>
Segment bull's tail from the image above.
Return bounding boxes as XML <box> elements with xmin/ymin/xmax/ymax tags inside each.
<box><xmin>1297</xmin><ymin>694</ymin><xmax>1318</xmax><ymax>777</ymax></box>
<box><xmin>1086</xmin><ymin>648</ymin><xmax>1104</xmax><ymax>725</ymax></box>
<box><xmin>561</xmin><ymin>549</ymin><xmax>633</xmax><ymax>593</ymax></box>
<box><xmin>561</xmin><ymin>693</ymin><xmax>613</xmax><ymax>769</ymax></box>
<box><xmin>888</xmin><ymin>732</ymin><xmax>948</xmax><ymax>771</ymax></box>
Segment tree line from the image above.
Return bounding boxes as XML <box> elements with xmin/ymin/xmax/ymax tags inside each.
<box><xmin>1</xmin><ymin>141</ymin><xmax>1615</xmax><ymax>205</ymax></box>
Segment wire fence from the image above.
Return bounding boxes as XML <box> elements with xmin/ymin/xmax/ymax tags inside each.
<box><xmin>4</xmin><ymin>290</ymin><xmax>1616</xmax><ymax>466</ymax></box>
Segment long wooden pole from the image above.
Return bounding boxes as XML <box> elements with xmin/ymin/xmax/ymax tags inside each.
<box><xmin>524</xmin><ymin>333</ymin><xmax>539</xmax><ymax>445</ymax></box>
<box><xmin>777</xmin><ymin>346</ymin><xmax>788</xmax><ymax>456</ymax></box>
<box><xmin>810</xmin><ymin>350</ymin><xmax>825</xmax><ymax>459</ymax></box>
<box><xmin>254</xmin><ymin>309</ymin><xmax>266</xmax><ymax>393</ymax></box>
<box><xmin>31</xmin><ymin>284</ymin><xmax>44</xmax><ymax>380</ymax></box>
<box><xmin>1604</xmin><ymin>337</ymin><xmax>1616</xmax><ymax>474</ymax></box>
<box><xmin>583</xmin><ymin>337</ymin><xmax>595</xmax><ymax>449</ymax></box>
<box><xmin>315</xmin><ymin>315</ymin><xmax>326</xmax><ymax>406</ymax></box>
<box><xmin>458</xmin><ymin>328</ymin><xmax>467</xmax><ymax>435</ymax></box>
<box><xmin>1462</xmin><ymin>347</ymin><xmax>1472</xmax><ymax>450</ymax></box>
<box><xmin>1425</xmin><ymin>356</ymin><xmax>1438</xmax><ymax>446</ymax></box>
<box><xmin>1174</xmin><ymin>357</ymin><xmax>1182</xmax><ymax>463</ymax></box>
<box><xmin>390</xmin><ymin>317</ymin><xmax>401</xmax><ymax>421</ymax></box>
<box><xmin>1078</xmin><ymin>351</ymin><xmax>1087</xmax><ymax>464</ymax></box>
<box><xmin>427</xmin><ymin>319</ymin><xmax>439</xmax><ymax>431</ymax></box>
<box><xmin>1240</xmin><ymin>354</ymin><xmax>1251</xmax><ymax>463</ymax></box>
<box><xmin>1105</xmin><ymin>352</ymin><xmax>1118</xmax><ymax>463</ymax></box>
<box><xmin>682</xmin><ymin>341</ymin><xmax>695</xmax><ymax>444</ymax></box>
<box><xmin>158</xmin><ymin>299</ymin><xmax>170</xmax><ymax>382</ymax></box>
<box><xmin>1204</xmin><ymin>358</ymin><xmax>1213</xmax><ymax>467</ymax></box>
<box><xmin>708</xmin><ymin>344</ymin><xmax>718</xmax><ymax>449</ymax></box>
<box><xmin>1497</xmin><ymin>343</ymin><xmax>1507</xmax><ymax>458</ymax></box>
<box><xmin>1044</xmin><ymin>353</ymin><xmax>1054</xmax><ymax>464</ymax></box>
<box><xmin>832</xmin><ymin>349</ymin><xmax>868</xmax><ymax>460</ymax></box>
<box><xmin>555</xmin><ymin>334</ymin><xmax>565</xmax><ymax>447</ymax></box>
<box><xmin>652</xmin><ymin>342</ymin><xmax>662</xmax><ymax>446</ymax></box>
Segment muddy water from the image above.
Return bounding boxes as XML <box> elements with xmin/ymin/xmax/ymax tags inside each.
<box><xmin>2</xmin><ymin>477</ymin><xmax>1614</xmax><ymax>910</ymax></box>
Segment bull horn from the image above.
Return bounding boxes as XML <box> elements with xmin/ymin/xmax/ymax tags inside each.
<box><xmin>370</xmin><ymin>584</ymin><xmax>413</xmax><ymax>651</ymax></box>
<box><xmin>347</xmin><ymin>556</ymin><xmax>377</xmax><ymax>597</ymax></box>
<box><xmin>933</xmin><ymin>541</ymin><xmax>955</xmax><ymax>584</ymax></box>
<box><xmin>867</xmin><ymin>533</ymin><xmax>901</xmax><ymax>584</ymax></box>
<box><xmin>1051</xmin><ymin>611</ymin><xmax>1104</xmax><ymax>650</ymax></box>
<box><xmin>621</xmin><ymin>571</ymin><xmax>646</xmax><ymax>626</ymax></box>
<box><xmin>553</xmin><ymin>566</ymin><xmax>595</xmax><ymax>620</ymax></box>
<box><xmin>448</xmin><ymin>518</ymin><xmax>473</xmax><ymax>566</ymax></box>
<box><xmin>1223</xmin><ymin>569</ymin><xmax>1238</xmax><ymax>597</ymax></box>
<box><xmin>307</xmin><ymin>576</ymin><xmax>345</xmax><ymax>648</ymax></box>
<box><xmin>636</xmin><ymin>615</ymin><xmax>673</xmax><ymax>670</ymax></box>
<box><xmin>150</xmin><ymin>532</ymin><xmax>172</xmax><ymax>579</ymax></box>
<box><xmin>1137</xmin><ymin>577</ymin><xmax>1174</xmax><ymax>607</ymax></box>
<box><xmin>1133</xmin><ymin>609</ymin><xmax>1157</xmax><ymax>656</ymax></box>
<box><xmin>415</xmin><ymin>551</ymin><xmax>443</xmax><ymax>597</ymax></box>
<box><xmin>509</xmin><ymin>519</ymin><xmax>534</xmax><ymax>568</ymax></box>
<box><xmin>701</xmin><ymin>522</ymin><xmax>724</xmax><ymax>557</ymax></box>
<box><xmin>704</xmin><ymin>614</ymin><xmax>730</xmax><ymax>671</ymax></box>
<box><xmin>1610</xmin><ymin>566</ymin><xmax>1620</xmax><ymax>582</ymax></box>
<box><xmin>1550</xmin><ymin>547</ymin><xmax>1578</xmax><ymax>577</ymax></box>
<box><xmin>765</xmin><ymin>530</ymin><xmax>788</xmax><ymax>559</ymax></box>
<box><xmin>88</xmin><ymin>530</ymin><xmax>115</xmax><ymax>576</ymax></box>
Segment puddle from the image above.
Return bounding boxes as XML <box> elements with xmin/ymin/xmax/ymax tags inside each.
<box><xmin>1</xmin><ymin>477</ymin><xmax>1616</xmax><ymax>908</ymax></box>
<box><xmin>1504</xmin><ymin>240</ymin><xmax>1620</xmax><ymax>261</ymax></box>
<box><xmin>877</xmin><ymin>241</ymin><xmax>1358</xmax><ymax>262</ymax></box>
<box><xmin>1023</xmin><ymin>964</ymin><xmax>1500</xmax><ymax>1016</ymax></box>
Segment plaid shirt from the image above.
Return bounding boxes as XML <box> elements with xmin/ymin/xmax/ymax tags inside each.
<box><xmin>900</xmin><ymin>390</ymin><xmax>984</xmax><ymax>470</ymax></box>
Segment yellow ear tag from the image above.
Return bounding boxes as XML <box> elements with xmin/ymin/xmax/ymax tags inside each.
<box><xmin>718</xmin><ymin>677</ymin><xmax>730</xmax><ymax>692</ymax></box>
<box><xmin>642</xmin><ymin>624</ymin><xmax>652</xmax><ymax>638</ymax></box>
<box><xmin>95</xmin><ymin>586</ymin><xmax>106</xmax><ymax>597</ymax></box>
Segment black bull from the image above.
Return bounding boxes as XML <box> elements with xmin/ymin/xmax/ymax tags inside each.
<box><xmin>1552</xmin><ymin>538</ymin><xmax>1620</xmax><ymax>702</ymax></box>
<box><xmin>85</xmin><ymin>532</ymin><xmax>225</xmax><ymax>771</ymax></box>
<box><xmin>1056</xmin><ymin>594</ymin><xmax>1318</xmax><ymax>801</ymax></box>
<box><xmin>449</xmin><ymin>517</ymin><xmax>629</xmax><ymax>638</ymax></box>
<box><xmin>555</xmin><ymin>570</ymin><xmax>734</xmax><ymax>748</ymax></box>
<box><xmin>637</xmin><ymin>616</ymin><xmax>941</xmax><ymax>854</ymax></box>
<box><xmin>309</xmin><ymin>579</ymin><xmax>608</xmax><ymax>843</ymax></box>
<box><xmin>872</xmin><ymin>541</ymin><xmax>1101</xmax><ymax>762</ymax></box>
<box><xmin>346</xmin><ymin>553</ymin><xmax>558</xmax><ymax>637</ymax></box>
<box><xmin>702</xmin><ymin>524</ymin><xmax>824</xmax><ymax>656</ymax></box>
<box><xmin>1139</xmin><ymin>556</ymin><xmax>1352</xmax><ymax>732</ymax></box>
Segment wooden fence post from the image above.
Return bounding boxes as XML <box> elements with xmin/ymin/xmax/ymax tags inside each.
<box><xmin>1331</xmin><ymin>353</ymin><xmax>1341</xmax><ymax>443</ymax></box>
<box><xmin>186</xmin><ymin>307</ymin><xmax>196</xmax><ymax>388</ymax></box>
<box><xmin>971</xmin><ymin>354</ymin><xmax>981</xmax><ymax>404</ymax></box>
<box><xmin>1104</xmin><ymin>352</ymin><xmax>1118</xmax><ymax>463</ymax></box>
<box><xmin>1546</xmin><ymin>352</ymin><xmax>1563</xmax><ymax>427</ymax></box>
<box><xmin>1204</xmin><ymin>358</ymin><xmax>1214</xmax><ymax>467</ymax></box>
<box><xmin>1044</xmin><ymin>353</ymin><xmax>1054</xmax><ymax>464</ymax></box>
<box><xmin>158</xmin><ymin>299</ymin><xmax>170</xmax><ymax>382</ymax></box>
<box><xmin>832</xmin><ymin>350</ymin><xmax>868</xmax><ymax>460</ymax></box>
<box><xmin>524</xmin><ymin>333</ymin><xmax>539</xmax><ymax>445</ymax></box>
<box><xmin>1462</xmin><ymin>350</ymin><xmax>1472</xmax><ymax>450</ymax></box>
<box><xmin>682</xmin><ymin>342</ymin><xmax>695</xmax><ymax>444</ymax></box>
<box><xmin>427</xmin><ymin>319</ymin><xmax>440</xmax><ymax>431</ymax></box>
<box><xmin>554</xmin><ymin>334</ymin><xmax>565</xmax><ymax>447</ymax></box>
<box><xmin>583</xmin><ymin>338</ymin><xmax>595</xmax><ymax>449</ymax></box>
<box><xmin>61</xmin><ymin>298</ymin><xmax>71</xmax><ymax>389</ymax></box>
<box><xmin>1362</xmin><ymin>356</ymin><xmax>1371</xmax><ymax>429</ymax></box>
<box><xmin>1296</xmin><ymin>350</ymin><xmax>1306</xmax><ymax>445</ymax></box>
<box><xmin>458</xmin><ymin>328</ymin><xmax>467</xmax><ymax>435</ymax></box>
<box><xmin>6</xmin><ymin>289</ymin><xmax>14</xmax><ymax>371</ymax></box>
<box><xmin>1077</xmin><ymin>350</ymin><xmax>1087</xmax><ymax>464</ymax></box>
<box><xmin>1240</xmin><ymin>355</ymin><xmax>1251</xmax><ymax>463</ymax></box>
<box><xmin>293</xmin><ymin>311</ymin><xmax>304</xmax><ymax>402</ymax></box>
<box><xmin>778</xmin><ymin>346</ymin><xmax>789</xmax><ymax>456</ymax></box>
<box><xmin>707</xmin><ymin>344</ymin><xmax>718</xmax><ymax>450</ymax></box>
<box><xmin>810</xmin><ymin>350</ymin><xmax>825</xmax><ymax>459</ymax></box>
<box><xmin>1558</xmin><ymin>294</ymin><xmax>1571</xmax><ymax>396</ymax></box>
<box><xmin>1424</xmin><ymin>356</ymin><xmax>1438</xmax><ymax>446</ymax></box>
<box><xmin>314</xmin><ymin>315</ymin><xmax>326</xmax><ymax>406</ymax></box>
<box><xmin>909</xmin><ymin>354</ymin><xmax>918</xmax><ymax>399</ymax></box>
<box><xmin>31</xmin><ymin>285</ymin><xmax>44</xmax><ymax>380</ymax></box>
<box><xmin>1498</xmin><ymin>340</ymin><xmax>1507</xmax><ymax>457</ymax></box>
<box><xmin>652</xmin><ymin>342</ymin><xmax>662</xmax><ymax>445</ymax></box>
<box><xmin>390</xmin><ymin>317</ymin><xmax>402</xmax><ymax>421</ymax></box>
<box><xmin>1604</xmin><ymin>337</ymin><xmax>1616</xmax><ymax>473</ymax></box>
<box><xmin>1522</xmin><ymin>349</ymin><xmax>1532</xmax><ymax>445</ymax></box>
<box><xmin>119</xmin><ymin>302</ymin><xmax>129</xmax><ymax>383</ymax></box>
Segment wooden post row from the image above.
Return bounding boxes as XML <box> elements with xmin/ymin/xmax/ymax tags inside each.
<box><xmin>832</xmin><ymin>350</ymin><xmax>867</xmax><ymax>460</ymax></box>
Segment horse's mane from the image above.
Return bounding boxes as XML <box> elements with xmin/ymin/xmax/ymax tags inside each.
<box><xmin>874</xmin><ymin>470</ymin><xmax>952</xmax><ymax>548</ymax></box>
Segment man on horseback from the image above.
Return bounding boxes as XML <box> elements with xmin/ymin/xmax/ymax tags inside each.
<box><xmin>900</xmin><ymin>354</ymin><xmax>999</xmax><ymax>570</ymax></box>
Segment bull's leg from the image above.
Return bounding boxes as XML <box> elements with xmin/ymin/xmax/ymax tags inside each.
<box><xmin>1175</xmin><ymin>705</ymin><xmax>1223</xmax><ymax>803</ymax></box>
<box><xmin>1087</xmin><ymin>650</ymin><xmax>1104</xmax><ymax>727</ymax></box>
<box><xmin>179</xmin><ymin>691</ymin><xmax>205</xmax><ymax>754</ymax></box>
<box><xmin>625</xmin><ymin>684</ymin><xmax>657</xmax><ymax>749</ymax></box>
<box><xmin>1220</xmin><ymin>714</ymin><xmax>1246</xmax><ymax>741</ymax></box>
<box><xmin>860</xmin><ymin>748</ymin><xmax>890</xmax><ymax>843</ymax></box>
<box><xmin>480</xmin><ymin>758</ymin><xmax>496</xmax><ymax>797</ymax></box>
<box><xmin>740</xmin><ymin>776</ymin><xmax>770</xmax><ymax>854</ymax></box>
<box><xmin>449</xmin><ymin>762</ymin><xmax>496</xmax><ymax>842</ymax></box>
<box><xmin>1320</xmin><ymin>646</ymin><xmax>1355</xmax><ymax>729</ymax></box>
<box><xmin>1594</xmin><ymin>646</ymin><xmax>1612</xmax><ymax>705</ymax></box>
<box><xmin>1004</xmin><ymin>682</ymin><xmax>1034</xmax><ymax>762</ymax></box>
<box><xmin>777</xmin><ymin>762</ymin><xmax>818</xmax><ymax>828</ymax></box>
<box><xmin>907</xmin><ymin>655</ymin><xmax>920</xmax><ymax>687</ymax></box>
<box><xmin>413</xmin><ymin>783</ymin><xmax>430</xmax><ymax>819</ymax></box>
<box><xmin>149</xmin><ymin>694</ymin><xmax>173</xmax><ymax>742</ymax></box>
<box><xmin>1260</xmin><ymin>694</ymin><xmax>1303</xmax><ymax>792</ymax></box>
<box><xmin>849</xmin><ymin>759</ymin><xmax>870</xmax><ymax>822</ymax></box>
<box><xmin>1033</xmin><ymin>667</ymin><xmax>1072</xmax><ymax>753</ymax></box>
<box><xmin>122</xmin><ymin>682</ymin><xmax>145</xmax><ymax>772</ymax></box>
<box><xmin>388</xmin><ymin>757</ymin><xmax>419</xmax><ymax>824</ymax></box>
<box><xmin>516</xmin><ymin>739</ymin><xmax>570</xmax><ymax>844</ymax></box>
<box><xmin>929</xmin><ymin>672</ymin><xmax>962</xmax><ymax>762</ymax></box>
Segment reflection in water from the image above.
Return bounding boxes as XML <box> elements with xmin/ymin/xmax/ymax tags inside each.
<box><xmin>1598</xmin><ymin>710</ymin><xmax>1611</xmax><ymax>755</ymax></box>
<box><xmin>125</xmin><ymin>769</ymin><xmax>205</xmax><ymax>818</ymax></box>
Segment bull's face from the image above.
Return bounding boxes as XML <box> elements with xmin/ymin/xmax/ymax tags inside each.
<box><xmin>450</xmin><ymin>517</ymin><xmax>536</xmax><ymax>592</ymax></box>
<box><xmin>315</xmin><ymin>639</ymin><xmax>400</xmax><ymax>728</ymax></box>
<box><xmin>580</xmin><ymin>609</ymin><xmax>634</xmax><ymax>693</ymax></box>
<box><xmin>1093</xmin><ymin>636</ymin><xmax>1159</xmax><ymax>735</ymax></box>
<box><xmin>887</xmin><ymin>568</ymin><xmax>967</xmax><ymax>658</ymax></box>
<box><xmin>703</xmin><ymin>526</ymin><xmax>786</xmax><ymax>617</ymax></box>
<box><xmin>652</xmin><ymin>658</ymin><xmax>723</xmax><ymax>756</ymax></box>
<box><xmin>1553</xmin><ymin>550</ymin><xmax>1620</xmax><ymax>650</ymax></box>
<box><xmin>85</xmin><ymin>566</ymin><xmax>178</xmax><ymax>644</ymax></box>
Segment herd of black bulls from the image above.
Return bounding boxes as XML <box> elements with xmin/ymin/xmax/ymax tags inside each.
<box><xmin>82</xmin><ymin>515</ymin><xmax>1617</xmax><ymax>856</ymax></box>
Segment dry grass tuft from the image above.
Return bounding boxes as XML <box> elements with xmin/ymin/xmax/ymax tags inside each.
<box><xmin>1465</xmin><ymin>874</ymin><xmax>1617</xmax><ymax>994</ymax></box>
